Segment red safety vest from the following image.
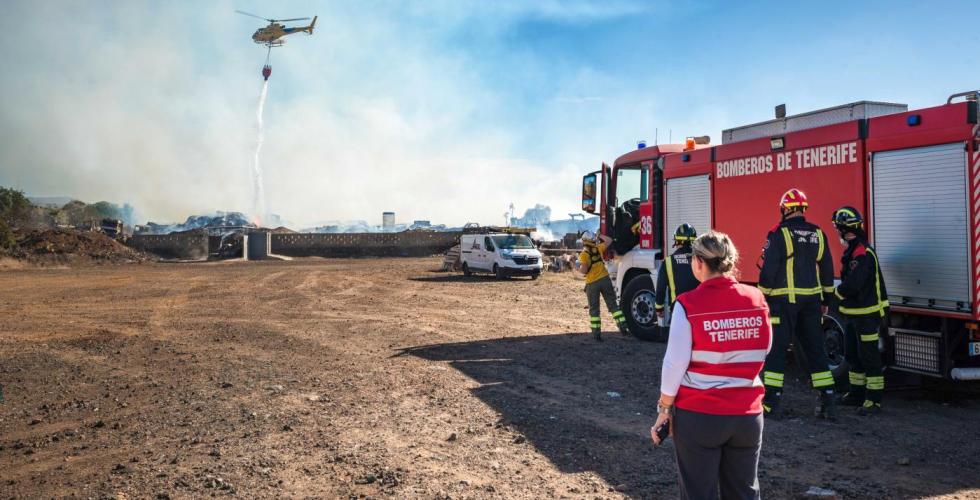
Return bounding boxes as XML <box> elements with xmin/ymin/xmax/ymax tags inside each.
<box><xmin>675</xmin><ymin>276</ymin><xmax>772</xmax><ymax>415</ymax></box>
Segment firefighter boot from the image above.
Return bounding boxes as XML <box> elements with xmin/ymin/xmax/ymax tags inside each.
<box><xmin>816</xmin><ymin>390</ymin><xmax>838</xmax><ymax>421</ymax></box>
<box><xmin>612</xmin><ymin>310</ymin><xmax>628</xmax><ymax>336</ymax></box>
<box><xmin>858</xmin><ymin>400</ymin><xmax>882</xmax><ymax>416</ymax></box>
<box><xmin>840</xmin><ymin>388</ymin><xmax>866</xmax><ymax>407</ymax></box>
<box><xmin>617</xmin><ymin>321</ymin><xmax>630</xmax><ymax>336</ymax></box>
<box><xmin>762</xmin><ymin>389</ymin><xmax>782</xmax><ymax>420</ymax></box>
<box><xmin>592</xmin><ymin>328</ymin><xmax>603</xmax><ymax>342</ymax></box>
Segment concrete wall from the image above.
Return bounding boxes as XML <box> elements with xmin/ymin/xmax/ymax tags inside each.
<box><xmin>129</xmin><ymin>230</ymin><xmax>459</xmax><ymax>260</ymax></box>
<box><xmin>271</xmin><ymin>231</ymin><xmax>460</xmax><ymax>257</ymax></box>
<box><xmin>128</xmin><ymin>232</ymin><xmax>209</xmax><ymax>260</ymax></box>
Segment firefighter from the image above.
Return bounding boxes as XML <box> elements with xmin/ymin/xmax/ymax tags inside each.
<box><xmin>574</xmin><ymin>230</ymin><xmax>628</xmax><ymax>341</ymax></box>
<box><xmin>832</xmin><ymin>206</ymin><xmax>888</xmax><ymax>416</ymax></box>
<box><xmin>655</xmin><ymin>223</ymin><xmax>700</xmax><ymax>322</ymax></box>
<box><xmin>758</xmin><ymin>188</ymin><xmax>838</xmax><ymax>420</ymax></box>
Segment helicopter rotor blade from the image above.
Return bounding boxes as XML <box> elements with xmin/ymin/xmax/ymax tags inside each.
<box><xmin>235</xmin><ymin>10</ymin><xmax>272</xmax><ymax>21</ymax></box>
<box><xmin>275</xmin><ymin>17</ymin><xmax>310</xmax><ymax>22</ymax></box>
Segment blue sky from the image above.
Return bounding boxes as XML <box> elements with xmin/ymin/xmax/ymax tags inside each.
<box><xmin>0</xmin><ymin>1</ymin><xmax>977</xmax><ymax>227</ymax></box>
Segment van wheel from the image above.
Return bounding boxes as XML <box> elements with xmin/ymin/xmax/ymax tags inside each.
<box><xmin>531</xmin><ymin>272</ymin><xmax>539</xmax><ymax>280</ymax></box>
<box><xmin>622</xmin><ymin>274</ymin><xmax>664</xmax><ymax>341</ymax></box>
<box><xmin>494</xmin><ymin>264</ymin><xmax>507</xmax><ymax>280</ymax></box>
<box><xmin>462</xmin><ymin>263</ymin><xmax>472</xmax><ymax>277</ymax></box>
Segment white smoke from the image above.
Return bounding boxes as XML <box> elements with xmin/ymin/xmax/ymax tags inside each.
<box><xmin>0</xmin><ymin>2</ymin><xmax>698</xmax><ymax>228</ymax></box>
<box><xmin>252</xmin><ymin>80</ymin><xmax>269</xmax><ymax>223</ymax></box>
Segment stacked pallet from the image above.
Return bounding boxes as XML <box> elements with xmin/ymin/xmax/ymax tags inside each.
<box><xmin>442</xmin><ymin>244</ymin><xmax>461</xmax><ymax>271</ymax></box>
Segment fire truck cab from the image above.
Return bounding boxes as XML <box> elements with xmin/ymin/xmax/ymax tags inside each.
<box><xmin>583</xmin><ymin>91</ymin><xmax>980</xmax><ymax>381</ymax></box>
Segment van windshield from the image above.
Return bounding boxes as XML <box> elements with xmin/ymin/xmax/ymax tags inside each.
<box><xmin>492</xmin><ymin>235</ymin><xmax>534</xmax><ymax>249</ymax></box>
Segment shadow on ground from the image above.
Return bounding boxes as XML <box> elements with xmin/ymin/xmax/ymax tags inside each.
<box><xmin>399</xmin><ymin>332</ymin><xmax>980</xmax><ymax>498</ymax></box>
<box><xmin>399</xmin><ymin>332</ymin><xmax>677</xmax><ymax>496</ymax></box>
<box><xmin>408</xmin><ymin>274</ymin><xmax>535</xmax><ymax>283</ymax></box>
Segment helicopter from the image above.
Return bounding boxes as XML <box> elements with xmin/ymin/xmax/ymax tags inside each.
<box><xmin>236</xmin><ymin>10</ymin><xmax>317</xmax><ymax>47</ymax></box>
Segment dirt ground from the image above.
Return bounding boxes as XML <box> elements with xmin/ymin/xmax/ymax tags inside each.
<box><xmin>2</xmin><ymin>258</ymin><xmax>979</xmax><ymax>499</ymax></box>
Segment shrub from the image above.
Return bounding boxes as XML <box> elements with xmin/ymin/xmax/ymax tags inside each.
<box><xmin>0</xmin><ymin>220</ymin><xmax>16</xmax><ymax>251</ymax></box>
<box><xmin>0</xmin><ymin>187</ymin><xmax>30</xmax><ymax>224</ymax></box>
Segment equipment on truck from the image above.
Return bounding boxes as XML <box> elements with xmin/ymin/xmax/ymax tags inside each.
<box><xmin>580</xmin><ymin>90</ymin><xmax>980</xmax><ymax>381</ymax></box>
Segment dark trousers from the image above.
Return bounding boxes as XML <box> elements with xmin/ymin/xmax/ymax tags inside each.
<box><xmin>763</xmin><ymin>299</ymin><xmax>834</xmax><ymax>390</ymax></box>
<box><xmin>585</xmin><ymin>276</ymin><xmax>623</xmax><ymax>330</ymax></box>
<box><xmin>673</xmin><ymin>408</ymin><xmax>763</xmax><ymax>500</ymax></box>
<box><xmin>843</xmin><ymin>314</ymin><xmax>885</xmax><ymax>403</ymax></box>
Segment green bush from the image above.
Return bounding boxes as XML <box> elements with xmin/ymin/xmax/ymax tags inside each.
<box><xmin>0</xmin><ymin>220</ymin><xmax>15</xmax><ymax>251</ymax></box>
<box><xmin>0</xmin><ymin>187</ymin><xmax>30</xmax><ymax>224</ymax></box>
<box><xmin>88</xmin><ymin>201</ymin><xmax>123</xmax><ymax>220</ymax></box>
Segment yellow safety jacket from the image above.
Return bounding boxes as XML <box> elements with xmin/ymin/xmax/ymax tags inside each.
<box><xmin>578</xmin><ymin>242</ymin><xmax>609</xmax><ymax>284</ymax></box>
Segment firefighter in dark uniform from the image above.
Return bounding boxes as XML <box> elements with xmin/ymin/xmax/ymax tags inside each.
<box><xmin>758</xmin><ymin>188</ymin><xmax>838</xmax><ymax>420</ymax></box>
<box><xmin>655</xmin><ymin>223</ymin><xmax>700</xmax><ymax>322</ymax></box>
<box><xmin>832</xmin><ymin>206</ymin><xmax>889</xmax><ymax>416</ymax></box>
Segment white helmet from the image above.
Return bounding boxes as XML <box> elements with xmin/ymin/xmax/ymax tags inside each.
<box><xmin>581</xmin><ymin>230</ymin><xmax>596</xmax><ymax>241</ymax></box>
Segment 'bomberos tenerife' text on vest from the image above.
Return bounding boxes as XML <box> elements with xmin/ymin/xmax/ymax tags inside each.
<box><xmin>675</xmin><ymin>276</ymin><xmax>772</xmax><ymax>415</ymax></box>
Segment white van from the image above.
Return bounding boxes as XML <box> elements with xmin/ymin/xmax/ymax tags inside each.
<box><xmin>459</xmin><ymin>233</ymin><xmax>543</xmax><ymax>279</ymax></box>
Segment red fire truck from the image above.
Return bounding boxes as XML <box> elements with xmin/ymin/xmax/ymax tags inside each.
<box><xmin>582</xmin><ymin>91</ymin><xmax>980</xmax><ymax>381</ymax></box>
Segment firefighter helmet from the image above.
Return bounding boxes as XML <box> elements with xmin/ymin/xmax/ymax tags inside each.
<box><xmin>779</xmin><ymin>188</ymin><xmax>809</xmax><ymax>212</ymax></box>
<box><xmin>832</xmin><ymin>206</ymin><xmax>864</xmax><ymax>230</ymax></box>
<box><xmin>674</xmin><ymin>223</ymin><xmax>697</xmax><ymax>242</ymax></box>
<box><xmin>581</xmin><ymin>230</ymin><xmax>596</xmax><ymax>242</ymax></box>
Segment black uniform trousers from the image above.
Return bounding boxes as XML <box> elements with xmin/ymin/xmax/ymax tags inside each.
<box><xmin>762</xmin><ymin>299</ymin><xmax>835</xmax><ymax>390</ymax></box>
<box><xmin>843</xmin><ymin>314</ymin><xmax>885</xmax><ymax>403</ymax></box>
<box><xmin>673</xmin><ymin>408</ymin><xmax>763</xmax><ymax>500</ymax></box>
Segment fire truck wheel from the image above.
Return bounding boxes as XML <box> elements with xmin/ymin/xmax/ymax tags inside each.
<box><xmin>462</xmin><ymin>263</ymin><xmax>472</xmax><ymax>277</ymax></box>
<box><xmin>821</xmin><ymin>310</ymin><xmax>849</xmax><ymax>385</ymax></box>
<box><xmin>791</xmin><ymin>311</ymin><xmax>849</xmax><ymax>387</ymax></box>
<box><xmin>622</xmin><ymin>274</ymin><xmax>663</xmax><ymax>341</ymax></box>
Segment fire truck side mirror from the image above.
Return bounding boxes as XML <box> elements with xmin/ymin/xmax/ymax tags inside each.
<box><xmin>582</xmin><ymin>174</ymin><xmax>597</xmax><ymax>213</ymax></box>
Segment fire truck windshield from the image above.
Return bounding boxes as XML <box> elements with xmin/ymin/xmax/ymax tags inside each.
<box><xmin>614</xmin><ymin>166</ymin><xmax>649</xmax><ymax>207</ymax></box>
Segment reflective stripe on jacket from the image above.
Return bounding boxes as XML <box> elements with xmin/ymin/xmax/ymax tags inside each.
<box><xmin>578</xmin><ymin>241</ymin><xmax>609</xmax><ymax>284</ymax></box>
<box><xmin>675</xmin><ymin>276</ymin><xmax>772</xmax><ymax>415</ymax></box>
<box><xmin>835</xmin><ymin>239</ymin><xmax>889</xmax><ymax>317</ymax></box>
<box><xmin>758</xmin><ymin>217</ymin><xmax>835</xmax><ymax>304</ymax></box>
<box><xmin>655</xmin><ymin>246</ymin><xmax>698</xmax><ymax>310</ymax></box>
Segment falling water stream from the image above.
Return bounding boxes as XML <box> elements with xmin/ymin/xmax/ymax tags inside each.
<box><xmin>251</xmin><ymin>80</ymin><xmax>269</xmax><ymax>223</ymax></box>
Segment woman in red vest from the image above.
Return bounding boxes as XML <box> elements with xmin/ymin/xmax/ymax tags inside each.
<box><xmin>650</xmin><ymin>230</ymin><xmax>773</xmax><ymax>499</ymax></box>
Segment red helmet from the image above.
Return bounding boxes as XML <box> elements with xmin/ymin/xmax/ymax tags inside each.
<box><xmin>779</xmin><ymin>188</ymin><xmax>808</xmax><ymax>211</ymax></box>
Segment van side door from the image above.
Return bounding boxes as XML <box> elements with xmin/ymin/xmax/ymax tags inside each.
<box><xmin>469</xmin><ymin>236</ymin><xmax>485</xmax><ymax>270</ymax></box>
<box><xmin>483</xmin><ymin>236</ymin><xmax>497</xmax><ymax>270</ymax></box>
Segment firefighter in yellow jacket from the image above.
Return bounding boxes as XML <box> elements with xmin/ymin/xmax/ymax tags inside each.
<box><xmin>574</xmin><ymin>231</ymin><xmax>628</xmax><ymax>341</ymax></box>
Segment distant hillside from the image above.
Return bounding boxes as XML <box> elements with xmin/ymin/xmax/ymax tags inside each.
<box><xmin>27</xmin><ymin>196</ymin><xmax>75</xmax><ymax>208</ymax></box>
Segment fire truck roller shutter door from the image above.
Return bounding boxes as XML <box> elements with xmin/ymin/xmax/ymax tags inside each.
<box><xmin>872</xmin><ymin>143</ymin><xmax>970</xmax><ymax>309</ymax></box>
<box><xmin>665</xmin><ymin>175</ymin><xmax>711</xmax><ymax>249</ymax></box>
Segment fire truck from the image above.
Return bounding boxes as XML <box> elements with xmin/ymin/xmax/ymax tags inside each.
<box><xmin>582</xmin><ymin>90</ymin><xmax>980</xmax><ymax>381</ymax></box>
